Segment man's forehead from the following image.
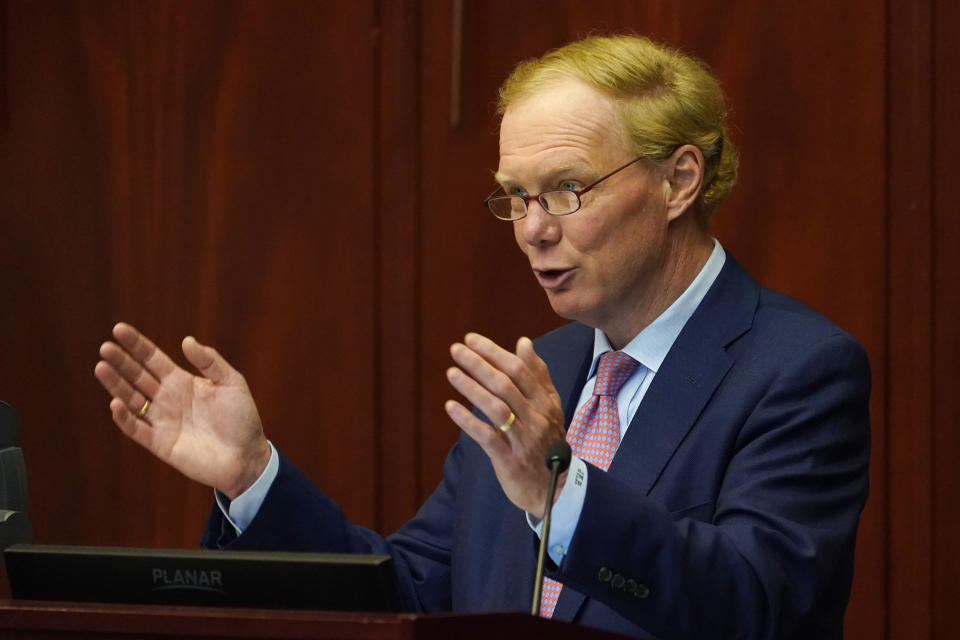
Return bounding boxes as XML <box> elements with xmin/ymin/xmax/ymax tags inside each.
<box><xmin>496</xmin><ymin>127</ymin><xmax>626</xmax><ymax>184</ymax></box>
<box><xmin>499</xmin><ymin>88</ymin><xmax>618</xmax><ymax>140</ymax></box>
<box><xmin>493</xmin><ymin>160</ymin><xmax>591</xmax><ymax>185</ymax></box>
<box><xmin>495</xmin><ymin>80</ymin><xmax>626</xmax><ymax>177</ymax></box>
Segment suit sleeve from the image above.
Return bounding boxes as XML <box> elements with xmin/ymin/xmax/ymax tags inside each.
<box><xmin>554</xmin><ymin>332</ymin><xmax>871</xmax><ymax>640</ymax></box>
<box><xmin>200</xmin><ymin>435</ymin><xmax>468</xmax><ymax>614</ymax></box>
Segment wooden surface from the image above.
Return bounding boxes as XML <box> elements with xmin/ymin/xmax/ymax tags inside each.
<box><xmin>0</xmin><ymin>600</ymin><xmax>631</xmax><ymax>640</ymax></box>
<box><xmin>0</xmin><ymin>1</ymin><xmax>956</xmax><ymax>638</ymax></box>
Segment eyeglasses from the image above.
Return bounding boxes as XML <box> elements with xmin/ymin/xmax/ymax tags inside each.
<box><xmin>482</xmin><ymin>156</ymin><xmax>645</xmax><ymax>221</ymax></box>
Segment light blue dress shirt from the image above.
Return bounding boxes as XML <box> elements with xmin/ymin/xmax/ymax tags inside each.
<box><xmin>222</xmin><ymin>240</ymin><xmax>726</xmax><ymax>549</ymax></box>
<box><xmin>215</xmin><ymin>440</ymin><xmax>279</xmax><ymax>533</ymax></box>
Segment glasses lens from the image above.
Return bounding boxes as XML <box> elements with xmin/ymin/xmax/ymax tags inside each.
<box><xmin>540</xmin><ymin>191</ymin><xmax>580</xmax><ymax>215</ymax></box>
<box><xmin>488</xmin><ymin>196</ymin><xmax>525</xmax><ymax>220</ymax></box>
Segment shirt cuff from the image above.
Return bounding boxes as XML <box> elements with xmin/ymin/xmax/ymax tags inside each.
<box><xmin>214</xmin><ymin>441</ymin><xmax>279</xmax><ymax>535</ymax></box>
<box><xmin>526</xmin><ymin>454</ymin><xmax>588</xmax><ymax>565</ymax></box>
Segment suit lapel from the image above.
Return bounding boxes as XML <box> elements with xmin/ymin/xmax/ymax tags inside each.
<box><xmin>609</xmin><ymin>255</ymin><xmax>757</xmax><ymax>494</ymax></box>
<box><xmin>609</xmin><ymin>332</ymin><xmax>734</xmax><ymax>494</ymax></box>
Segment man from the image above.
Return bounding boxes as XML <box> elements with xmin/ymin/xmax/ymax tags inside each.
<box><xmin>95</xmin><ymin>35</ymin><xmax>870</xmax><ymax>639</ymax></box>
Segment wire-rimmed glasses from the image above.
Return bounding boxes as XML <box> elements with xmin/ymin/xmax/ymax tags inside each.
<box><xmin>482</xmin><ymin>156</ymin><xmax>645</xmax><ymax>221</ymax></box>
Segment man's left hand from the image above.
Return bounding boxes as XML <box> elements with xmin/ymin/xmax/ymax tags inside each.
<box><xmin>445</xmin><ymin>333</ymin><xmax>566</xmax><ymax>516</ymax></box>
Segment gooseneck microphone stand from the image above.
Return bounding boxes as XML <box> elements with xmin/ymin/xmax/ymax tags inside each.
<box><xmin>531</xmin><ymin>440</ymin><xmax>572</xmax><ymax>615</ymax></box>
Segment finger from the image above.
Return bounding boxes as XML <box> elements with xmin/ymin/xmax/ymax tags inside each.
<box><xmin>98</xmin><ymin>341</ymin><xmax>162</xmax><ymax>399</ymax></box>
<box><xmin>462</xmin><ymin>333</ymin><xmax>541</xmax><ymax>398</ymax></box>
<box><xmin>182</xmin><ymin>336</ymin><xmax>240</xmax><ymax>385</ymax></box>
<box><xmin>515</xmin><ymin>336</ymin><xmax>550</xmax><ymax>380</ymax></box>
<box><xmin>96</xmin><ymin>361</ymin><xmax>153</xmax><ymax>417</ymax></box>
<box><xmin>112</xmin><ymin>322</ymin><xmax>178</xmax><ymax>379</ymax></box>
<box><xmin>446</xmin><ymin>365</ymin><xmax>516</xmax><ymax>432</ymax></box>
<box><xmin>449</xmin><ymin>342</ymin><xmax>527</xmax><ymax>414</ymax></box>
<box><xmin>444</xmin><ymin>399</ymin><xmax>511</xmax><ymax>458</ymax></box>
<box><xmin>109</xmin><ymin>397</ymin><xmax>159</xmax><ymax>451</ymax></box>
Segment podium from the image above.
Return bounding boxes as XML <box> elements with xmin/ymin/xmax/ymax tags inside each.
<box><xmin>0</xmin><ymin>600</ymin><xmax>633</xmax><ymax>640</ymax></box>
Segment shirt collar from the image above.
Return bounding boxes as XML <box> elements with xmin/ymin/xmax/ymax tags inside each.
<box><xmin>588</xmin><ymin>238</ymin><xmax>726</xmax><ymax>376</ymax></box>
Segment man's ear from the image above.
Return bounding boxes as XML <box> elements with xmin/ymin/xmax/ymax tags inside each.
<box><xmin>663</xmin><ymin>144</ymin><xmax>704</xmax><ymax>221</ymax></box>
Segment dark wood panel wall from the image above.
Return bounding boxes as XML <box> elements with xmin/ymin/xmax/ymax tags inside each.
<box><xmin>0</xmin><ymin>0</ymin><xmax>382</xmax><ymax>544</ymax></box>
<box><xmin>0</xmin><ymin>1</ymin><xmax>955</xmax><ymax>638</ymax></box>
<box><xmin>931</xmin><ymin>0</ymin><xmax>959</xmax><ymax>632</ymax></box>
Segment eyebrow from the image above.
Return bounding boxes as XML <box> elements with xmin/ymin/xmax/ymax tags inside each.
<box><xmin>493</xmin><ymin>161</ymin><xmax>595</xmax><ymax>187</ymax></box>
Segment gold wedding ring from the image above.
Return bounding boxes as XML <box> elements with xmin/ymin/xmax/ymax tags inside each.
<box><xmin>499</xmin><ymin>411</ymin><xmax>516</xmax><ymax>433</ymax></box>
<box><xmin>137</xmin><ymin>398</ymin><xmax>151</xmax><ymax>418</ymax></box>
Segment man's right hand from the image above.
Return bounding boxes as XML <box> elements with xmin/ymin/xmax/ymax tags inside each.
<box><xmin>94</xmin><ymin>322</ymin><xmax>271</xmax><ymax>500</ymax></box>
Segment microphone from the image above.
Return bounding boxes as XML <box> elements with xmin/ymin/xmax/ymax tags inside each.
<box><xmin>531</xmin><ymin>440</ymin><xmax>572</xmax><ymax>615</ymax></box>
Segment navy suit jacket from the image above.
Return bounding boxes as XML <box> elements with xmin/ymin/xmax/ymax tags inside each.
<box><xmin>202</xmin><ymin>255</ymin><xmax>871</xmax><ymax>640</ymax></box>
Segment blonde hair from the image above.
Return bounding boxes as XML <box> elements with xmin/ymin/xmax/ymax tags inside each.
<box><xmin>498</xmin><ymin>35</ymin><xmax>738</xmax><ymax>217</ymax></box>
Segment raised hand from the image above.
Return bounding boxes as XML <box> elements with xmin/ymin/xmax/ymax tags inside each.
<box><xmin>445</xmin><ymin>333</ymin><xmax>566</xmax><ymax>516</ymax></box>
<box><xmin>94</xmin><ymin>322</ymin><xmax>271</xmax><ymax>499</ymax></box>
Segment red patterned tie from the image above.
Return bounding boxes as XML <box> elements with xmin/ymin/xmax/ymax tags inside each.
<box><xmin>539</xmin><ymin>350</ymin><xmax>640</xmax><ymax>618</ymax></box>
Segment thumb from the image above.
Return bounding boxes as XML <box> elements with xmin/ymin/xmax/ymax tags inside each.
<box><xmin>182</xmin><ymin>336</ymin><xmax>238</xmax><ymax>384</ymax></box>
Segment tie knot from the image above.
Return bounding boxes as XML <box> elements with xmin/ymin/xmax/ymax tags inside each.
<box><xmin>594</xmin><ymin>351</ymin><xmax>640</xmax><ymax>397</ymax></box>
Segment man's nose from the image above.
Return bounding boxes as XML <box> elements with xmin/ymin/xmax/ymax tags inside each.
<box><xmin>517</xmin><ymin>199</ymin><xmax>561</xmax><ymax>246</ymax></box>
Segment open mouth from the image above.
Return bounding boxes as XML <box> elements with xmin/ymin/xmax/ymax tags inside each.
<box><xmin>535</xmin><ymin>268</ymin><xmax>575</xmax><ymax>289</ymax></box>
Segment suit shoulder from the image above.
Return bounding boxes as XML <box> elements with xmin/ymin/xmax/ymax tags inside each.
<box><xmin>751</xmin><ymin>286</ymin><xmax>868</xmax><ymax>363</ymax></box>
<box><xmin>756</xmin><ymin>287</ymin><xmax>837</xmax><ymax>325</ymax></box>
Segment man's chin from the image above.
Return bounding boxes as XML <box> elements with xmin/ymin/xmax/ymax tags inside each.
<box><xmin>545</xmin><ymin>291</ymin><xmax>589</xmax><ymax>323</ymax></box>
